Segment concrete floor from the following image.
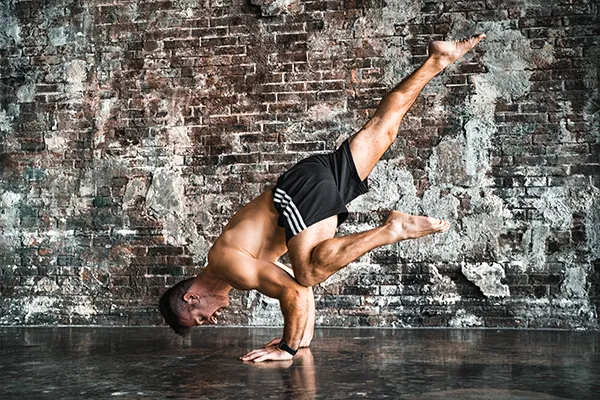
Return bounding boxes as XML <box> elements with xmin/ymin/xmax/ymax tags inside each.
<box><xmin>0</xmin><ymin>327</ymin><xmax>598</xmax><ymax>399</ymax></box>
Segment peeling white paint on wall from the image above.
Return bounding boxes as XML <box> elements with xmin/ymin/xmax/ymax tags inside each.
<box><xmin>423</xmin><ymin>264</ymin><xmax>461</xmax><ymax>304</ymax></box>
<box><xmin>587</xmin><ymin>192</ymin><xmax>600</xmax><ymax>258</ymax></box>
<box><xmin>0</xmin><ymin>3</ymin><xmax>21</xmax><ymax>47</ymax></box>
<box><xmin>461</xmin><ymin>262</ymin><xmax>510</xmax><ymax>298</ymax></box>
<box><xmin>246</xmin><ymin>290</ymin><xmax>283</xmax><ymax>326</ymax></box>
<box><xmin>122</xmin><ymin>177</ymin><xmax>148</xmax><ymax>209</ymax></box>
<box><xmin>449</xmin><ymin>309</ymin><xmax>484</xmax><ymax>327</ymax></box>
<box><xmin>16</xmin><ymin>84</ymin><xmax>35</xmax><ymax>102</ymax></box>
<box><xmin>48</xmin><ymin>26</ymin><xmax>67</xmax><ymax>46</ymax></box>
<box><xmin>535</xmin><ymin>187</ymin><xmax>572</xmax><ymax>231</ymax></box>
<box><xmin>45</xmin><ymin>132</ymin><xmax>68</xmax><ymax>152</ymax></box>
<box><xmin>349</xmin><ymin>162</ymin><xmax>418</xmax><ymax>214</ymax></box>
<box><xmin>0</xmin><ymin>110</ymin><xmax>13</xmax><ymax>133</ymax></box>
<box><xmin>94</xmin><ymin>99</ymin><xmax>116</xmax><ymax>146</ymax></box>
<box><xmin>21</xmin><ymin>297</ymin><xmax>58</xmax><ymax>324</ymax></box>
<box><xmin>145</xmin><ymin>166</ymin><xmax>209</xmax><ymax>263</ymax></box>
<box><xmin>520</xmin><ymin>221</ymin><xmax>550</xmax><ymax>271</ymax></box>
<box><xmin>349</xmin><ymin>160</ymin><xmax>512</xmax><ymax>265</ymax></box>
<box><xmin>68</xmin><ymin>303</ymin><xmax>99</xmax><ymax>319</ymax></box>
<box><xmin>561</xmin><ymin>265</ymin><xmax>588</xmax><ymax>299</ymax></box>
<box><xmin>354</xmin><ymin>0</ymin><xmax>421</xmax><ymax>39</ymax></box>
<box><xmin>0</xmin><ymin>191</ymin><xmax>22</xmax><ymax>246</ymax></box>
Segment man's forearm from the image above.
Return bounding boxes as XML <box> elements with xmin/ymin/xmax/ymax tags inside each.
<box><xmin>299</xmin><ymin>287</ymin><xmax>315</xmax><ymax>347</ymax></box>
<box><xmin>280</xmin><ymin>288</ymin><xmax>309</xmax><ymax>350</ymax></box>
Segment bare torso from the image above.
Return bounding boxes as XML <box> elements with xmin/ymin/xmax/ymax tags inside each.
<box><xmin>211</xmin><ymin>189</ymin><xmax>287</xmax><ymax>264</ymax></box>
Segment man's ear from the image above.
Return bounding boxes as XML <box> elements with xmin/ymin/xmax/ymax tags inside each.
<box><xmin>183</xmin><ymin>292</ymin><xmax>200</xmax><ymax>304</ymax></box>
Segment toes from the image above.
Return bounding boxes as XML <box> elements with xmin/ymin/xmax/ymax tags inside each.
<box><xmin>428</xmin><ymin>217</ymin><xmax>449</xmax><ymax>232</ymax></box>
<box><xmin>426</xmin><ymin>217</ymin><xmax>441</xmax><ymax>226</ymax></box>
<box><xmin>470</xmin><ymin>33</ymin><xmax>486</xmax><ymax>44</ymax></box>
<box><xmin>435</xmin><ymin>219</ymin><xmax>451</xmax><ymax>232</ymax></box>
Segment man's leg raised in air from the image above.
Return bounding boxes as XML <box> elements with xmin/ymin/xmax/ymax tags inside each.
<box><xmin>289</xmin><ymin>35</ymin><xmax>486</xmax><ymax>287</ymax></box>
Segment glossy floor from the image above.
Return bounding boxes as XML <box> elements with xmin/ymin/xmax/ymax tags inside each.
<box><xmin>0</xmin><ymin>327</ymin><xmax>598</xmax><ymax>399</ymax></box>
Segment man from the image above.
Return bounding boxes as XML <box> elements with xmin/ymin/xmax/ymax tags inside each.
<box><xmin>159</xmin><ymin>34</ymin><xmax>486</xmax><ymax>362</ymax></box>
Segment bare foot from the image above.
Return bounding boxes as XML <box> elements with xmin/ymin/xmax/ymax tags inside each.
<box><xmin>428</xmin><ymin>33</ymin><xmax>486</xmax><ymax>70</ymax></box>
<box><xmin>384</xmin><ymin>211</ymin><xmax>450</xmax><ymax>243</ymax></box>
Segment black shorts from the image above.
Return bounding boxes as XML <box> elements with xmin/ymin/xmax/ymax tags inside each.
<box><xmin>273</xmin><ymin>140</ymin><xmax>369</xmax><ymax>243</ymax></box>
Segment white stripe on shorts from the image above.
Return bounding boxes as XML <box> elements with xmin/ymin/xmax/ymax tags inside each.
<box><xmin>275</xmin><ymin>190</ymin><xmax>303</xmax><ymax>235</ymax></box>
<box><xmin>274</xmin><ymin>188</ymin><xmax>307</xmax><ymax>235</ymax></box>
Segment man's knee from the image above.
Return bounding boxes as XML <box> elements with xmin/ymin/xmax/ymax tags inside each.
<box><xmin>294</xmin><ymin>264</ymin><xmax>328</xmax><ymax>287</ymax></box>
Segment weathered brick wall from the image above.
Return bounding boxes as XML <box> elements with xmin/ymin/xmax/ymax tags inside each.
<box><xmin>0</xmin><ymin>0</ymin><xmax>598</xmax><ymax>329</ymax></box>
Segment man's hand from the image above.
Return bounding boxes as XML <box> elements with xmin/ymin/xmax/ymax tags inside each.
<box><xmin>240</xmin><ymin>346</ymin><xmax>293</xmax><ymax>363</ymax></box>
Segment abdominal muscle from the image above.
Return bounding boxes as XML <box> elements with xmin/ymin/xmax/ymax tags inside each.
<box><xmin>212</xmin><ymin>189</ymin><xmax>288</xmax><ymax>263</ymax></box>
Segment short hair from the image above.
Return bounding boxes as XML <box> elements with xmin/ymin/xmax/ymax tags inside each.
<box><xmin>159</xmin><ymin>277</ymin><xmax>195</xmax><ymax>337</ymax></box>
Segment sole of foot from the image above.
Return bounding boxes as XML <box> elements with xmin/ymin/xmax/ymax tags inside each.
<box><xmin>428</xmin><ymin>33</ymin><xmax>486</xmax><ymax>69</ymax></box>
<box><xmin>385</xmin><ymin>211</ymin><xmax>451</xmax><ymax>242</ymax></box>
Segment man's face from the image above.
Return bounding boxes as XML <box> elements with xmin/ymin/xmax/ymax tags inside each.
<box><xmin>180</xmin><ymin>294</ymin><xmax>229</xmax><ymax>328</ymax></box>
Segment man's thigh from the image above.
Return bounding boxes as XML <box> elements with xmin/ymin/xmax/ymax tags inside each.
<box><xmin>347</xmin><ymin>127</ymin><xmax>394</xmax><ymax>181</ymax></box>
<box><xmin>287</xmin><ymin>215</ymin><xmax>338</xmax><ymax>278</ymax></box>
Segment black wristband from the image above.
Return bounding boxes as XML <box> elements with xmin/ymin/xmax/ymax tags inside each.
<box><xmin>278</xmin><ymin>339</ymin><xmax>298</xmax><ymax>356</ymax></box>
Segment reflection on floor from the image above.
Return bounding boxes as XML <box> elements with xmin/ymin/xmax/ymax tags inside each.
<box><xmin>1</xmin><ymin>327</ymin><xmax>598</xmax><ymax>399</ymax></box>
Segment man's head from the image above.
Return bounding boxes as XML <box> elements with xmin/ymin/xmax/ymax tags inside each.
<box><xmin>159</xmin><ymin>277</ymin><xmax>229</xmax><ymax>336</ymax></box>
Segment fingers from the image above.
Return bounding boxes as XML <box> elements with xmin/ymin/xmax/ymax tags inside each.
<box><xmin>242</xmin><ymin>341</ymin><xmax>282</xmax><ymax>361</ymax></box>
<box><xmin>240</xmin><ymin>348</ymin><xmax>265</xmax><ymax>361</ymax></box>
<box><xmin>253</xmin><ymin>350</ymin><xmax>293</xmax><ymax>363</ymax></box>
<box><xmin>264</xmin><ymin>338</ymin><xmax>281</xmax><ymax>348</ymax></box>
<box><xmin>240</xmin><ymin>347</ymin><xmax>293</xmax><ymax>363</ymax></box>
<box><xmin>241</xmin><ymin>347</ymin><xmax>274</xmax><ymax>362</ymax></box>
<box><xmin>253</xmin><ymin>353</ymin><xmax>272</xmax><ymax>363</ymax></box>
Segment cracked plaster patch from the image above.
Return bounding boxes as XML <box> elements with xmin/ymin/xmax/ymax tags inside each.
<box><xmin>422</xmin><ymin>264</ymin><xmax>461</xmax><ymax>304</ymax></box>
<box><xmin>246</xmin><ymin>290</ymin><xmax>283</xmax><ymax>326</ymax></box>
<box><xmin>449</xmin><ymin>309</ymin><xmax>484</xmax><ymax>327</ymax></box>
<box><xmin>122</xmin><ymin>177</ymin><xmax>148</xmax><ymax>209</ymax></box>
<box><xmin>534</xmin><ymin>187</ymin><xmax>572</xmax><ymax>231</ymax></box>
<box><xmin>45</xmin><ymin>132</ymin><xmax>68</xmax><ymax>153</ymax></box>
<box><xmin>588</xmin><ymin>192</ymin><xmax>600</xmax><ymax>258</ymax></box>
<box><xmin>353</xmin><ymin>0</ymin><xmax>421</xmax><ymax>38</ymax></box>
<box><xmin>0</xmin><ymin>3</ymin><xmax>21</xmax><ymax>47</ymax></box>
<box><xmin>250</xmin><ymin>0</ymin><xmax>301</xmax><ymax>17</ymax></box>
<box><xmin>461</xmin><ymin>262</ymin><xmax>509</xmax><ymax>298</ymax></box>
<box><xmin>561</xmin><ymin>264</ymin><xmax>587</xmax><ymax>299</ymax></box>
<box><xmin>145</xmin><ymin>166</ymin><xmax>209</xmax><ymax>263</ymax></box>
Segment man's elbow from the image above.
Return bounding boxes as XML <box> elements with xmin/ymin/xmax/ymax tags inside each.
<box><xmin>281</xmin><ymin>285</ymin><xmax>310</xmax><ymax>308</ymax></box>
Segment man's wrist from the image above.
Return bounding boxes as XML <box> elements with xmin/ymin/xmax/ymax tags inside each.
<box><xmin>278</xmin><ymin>339</ymin><xmax>298</xmax><ymax>356</ymax></box>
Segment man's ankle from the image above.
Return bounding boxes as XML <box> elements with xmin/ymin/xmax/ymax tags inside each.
<box><xmin>425</xmin><ymin>56</ymin><xmax>447</xmax><ymax>73</ymax></box>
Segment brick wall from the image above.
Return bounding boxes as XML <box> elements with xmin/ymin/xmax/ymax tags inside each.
<box><xmin>0</xmin><ymin>0</ymin><xmax>598</xmax><ymax>329</ymax></box>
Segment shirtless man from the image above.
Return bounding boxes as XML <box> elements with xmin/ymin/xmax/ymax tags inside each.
<box><xmin>159</xmin><ymin>34</ymin><xmax>486</xmax><ymax>362</ymax></box>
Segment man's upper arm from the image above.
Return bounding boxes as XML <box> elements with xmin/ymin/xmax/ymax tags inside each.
<box><xmin>217</xmin><ymin>250</ymin><xmax>302</xmax><ymax>300</ymax></box>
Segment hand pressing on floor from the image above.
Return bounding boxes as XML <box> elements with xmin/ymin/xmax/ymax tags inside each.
<box><xmin>240</xmin><ymin>345</ymin><xmax>293</xmax><ymax>363</ymax></box>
